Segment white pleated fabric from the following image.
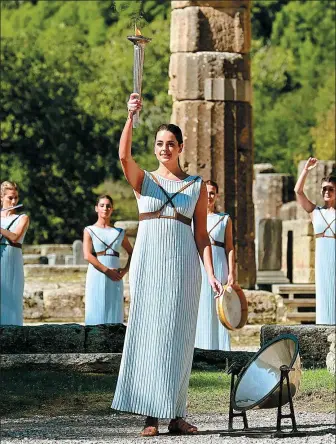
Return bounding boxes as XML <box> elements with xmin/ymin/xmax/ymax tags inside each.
<box><xmin>112</xmin><ymin>171</ymin><xmax>202</xmax><ymax>419</ymax></box>
<box><xmin>0</xmin><ymin>214</ymin><xmax>28</xmax><ymax>326</ymax></box>
<box><xmin>312</xmin><ymin>207</ymin><xmax>336</xmax><ymax>325</ymax></box>
<box><xmin>195</xmin><ymin>213</ymin><xmax>231</xmax><ymax>350</ymax></box>
<box><xmin>84</xmin><ymin>226</ymin><xmax>125</xmax><ymax>325</ymax></box>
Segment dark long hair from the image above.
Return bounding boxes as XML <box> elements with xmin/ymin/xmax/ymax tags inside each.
<box><xmin>95</xmin><ymin>194</ymin><xmax>113</xmax><ymax>206</ymax></box>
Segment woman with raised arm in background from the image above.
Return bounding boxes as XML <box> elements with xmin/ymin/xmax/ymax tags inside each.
<box><xmin>294</xmin><ymin>157</ymin><xmax>335</xmax><ymax>325</ymax></box>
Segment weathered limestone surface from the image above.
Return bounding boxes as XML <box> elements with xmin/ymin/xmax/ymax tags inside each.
<box><xmin>0</xmin><ymin>350</ymin><xmax>255</xmax><ymax>373</ymax></box>
<box><xmin>258</xmin><ymin>219</ymin><xmax>282</xmax><ymax>271</ymax></box>
<box><xmin>0</xmin><ymin>353</ymin><xmax>122</xmax><ymax>374</ymax></box>
<box><xmin>169</xmin><ymin>52</ymin><xmax>250</xmax><ymax>101</ymax></box>
<box><xmin>282</xmin><ymin>220</ymin><xmax>315</xmax><ymax>284</ymax></box>
<box><xmin>326</xmin><ymin>333</ymin><xmax>335</xmax><ymax>374</ymax></box>
<box><xmin>0</xmin><ymin>324</ymin><xmax>85</xmax><ymax>354</ymax></box>
<box><xmin>170</xmin><ymin>6</ymin><xmax>250</xmax><ymax>53</ymax></box>
<box><xmin>0</xmin><ymin>324</ymin><xmax>126</xmax><ymax>354</ymax></box>
<box><xmin>244</xmin><ymin>290</ymin><xmax>287</xmax><ymax>325</ymax></box>
<box><xmin>279</xmin><ymin>201</ymin><xmax>298</xmax><ymax>221</ymax></box>
<box><xmin>261</xmin><ymin>325</ymin><xmax>335</xmax><ymax>369</ymax></box>
<box><xmin>23</xmin><ymin>244</ymin><xmax>72</xmax><ymax>255</ymax></box>
<box><xmin>24</xmin><ymin>265</ymin><xmax>87</xmax><ymax>279</ymax></box>
<box><xmin>296</xmin><ymin>160</ymin><xmax>336</xmax><ymax>220</ymax></box>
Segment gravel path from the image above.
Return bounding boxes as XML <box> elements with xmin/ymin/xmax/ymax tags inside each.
<box><xmin>1</xmin><ymin>411</ymin><xmax>334</xmax><ymax>443</ymax></box>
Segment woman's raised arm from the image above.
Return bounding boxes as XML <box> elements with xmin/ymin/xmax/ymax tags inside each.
<box><xmin>119</xmin><ymin>93</ymin><xmax>145</xmax><ymax>194</ymax></box>
<box><xmin>294</xmin><ymin>157</ymin><xmax>317</xmax><ymax>213</ymax></box>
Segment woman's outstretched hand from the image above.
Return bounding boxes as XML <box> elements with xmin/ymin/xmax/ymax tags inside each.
<box><xmin>209</xmin><ymin>276</ymin><xmax>224</xmax><ymax>298</ymax></box>
<box><xmin>127</xmin><ymin>93</ymin><xmax>142</xmax><ymax>115</ymax></box>
<box><xmin>304</xmin><ymin>157</ymin><xmax>318</xmax><ymax>171</ymax></box>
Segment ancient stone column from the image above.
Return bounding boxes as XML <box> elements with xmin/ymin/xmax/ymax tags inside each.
<box><xmin>169</xmin><ymin>0</ymin><xmax>255</xmax><ymax>288</ymax></box>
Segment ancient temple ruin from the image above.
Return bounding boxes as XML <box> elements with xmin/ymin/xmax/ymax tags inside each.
<box><xmin>169</xmin><ymin>0</ymin><xmax>256</xmax><ymax>288</ymax></box>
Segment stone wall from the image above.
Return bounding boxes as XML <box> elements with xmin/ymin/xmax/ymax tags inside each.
<box><xmin>261</xmin><ymin>324</ymin><xmax>335</xmax><ymax>369</ymax></box>
<box><xmin>170</xmin><ymin>0</ymin><xmax>255</xmax><ymax>289</ymax></box>
<box><xmin>281</xmin><ymin>220</ymin><xmax>315</xmax><ymax>283</ymax></box>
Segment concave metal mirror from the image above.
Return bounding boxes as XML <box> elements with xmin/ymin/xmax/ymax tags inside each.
<box><xmin>232</xmin><ymin>334</ymin><xmax>301</xmax><ymax>411</ymax></box>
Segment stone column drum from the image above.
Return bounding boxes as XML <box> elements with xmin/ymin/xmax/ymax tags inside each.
<box><xmin>169</xmin><ymin>0</ymin><xmax>255</xmax><ymax>287</ymax></box>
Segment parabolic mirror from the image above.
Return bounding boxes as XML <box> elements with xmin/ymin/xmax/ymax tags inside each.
<box><xmin>233</xmin><ymin>334</ymin><xmax>301</xmax><ymax>411</ymax></box>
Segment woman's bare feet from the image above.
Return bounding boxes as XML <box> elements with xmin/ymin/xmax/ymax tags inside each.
<box><xmin>141</xmin><ymin>416</ymin><xmax>159</xmax><ymax>437</ymax></box>
<box><xmin>168</xmin><ymin>418</ymin><xmax>198</xmax><ymax>434</ymax></box>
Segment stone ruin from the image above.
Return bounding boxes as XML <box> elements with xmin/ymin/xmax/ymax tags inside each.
<box><xmin>170</xmin><ymin>0</ymin><xmax>255</xmax><ymax>289</ymax></box>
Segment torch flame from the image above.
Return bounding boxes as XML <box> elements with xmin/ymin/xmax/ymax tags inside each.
<box><xmin>135</xmin><ymin>24</ymin><xmax>142</xmax><ymax>36</ymax></box>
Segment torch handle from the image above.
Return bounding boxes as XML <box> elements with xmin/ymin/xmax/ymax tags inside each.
<box><xmin>132</xmin><ymin>43</ymin><xmax>146</xmax><ymax>128</ymax></box>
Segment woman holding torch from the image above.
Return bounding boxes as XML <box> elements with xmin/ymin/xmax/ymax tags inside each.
<box><xmin>111</xmin><ymin>94</ymin><xmax>223</xmax><ymax>436</ymax></box>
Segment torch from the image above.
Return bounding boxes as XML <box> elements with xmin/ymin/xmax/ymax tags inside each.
<box><xmin>127</xmin><ymin>25</ymin><xmax>151</xmax><ymax>128</ymax></box>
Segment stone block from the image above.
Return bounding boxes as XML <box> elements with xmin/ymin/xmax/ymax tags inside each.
<box><xmin>65</xmin><ymin>255</ymin><xmax>74</xmax><ymax>265</ymax></box>
<box><xmin>73</xmin><ymin>239</ymin><xmax>86</xmax><ymax>265</ymax></box>
<box><xmin>292</xmin><ymin>268</ymin><xmax>315</xmax><ymax>284</ymax></box>
<box><xmin>253</xmin><ymin>163</ymin><xmax>275</xmax><ymax>175</ymax></box>
<box><xmin>24</xmin><ymin>265</ymin><xmax>87</xmax><ymax>280</ymax></box>
<box><xmin>85</xmin><ymin>324</ymin><xmax>126</xmax><ymax>353</ymax></box>
<box><xmin>193</xmin><ymin>349</ymin><xmax>254</xmax><ymax>371</ymax></box>
<box><xmin>204</xmin><ymin>78</ymin><xmax>251</xmax><ymax>102</ymax></box>
<box><xmin>279</xmin><ymin>201</ymin><xmax>298</xmax><ymax>221</ymax></box>
<box><xmin>258</xmin><ymin>219</ymin><xmax>282</xmax><ymax>271</ymax></box>
<box><xmin>0</xmin><ymin>324</ymin><xmax>85</xmax><ymax>354</ymax></box>
<box><xmin>244</xmin><ymin>290</ymin><xmax>287</xmax><ymax>325</ymax></box>
<box><xmin>260</xmin><ymin>324</ymin><xmax>336</xmax><ymax>369</ymax></box>
<box><xmin>40</xmin><ymin>244</ymin><xmax>72</xmax><ymax>256</ymax></box>
<box><xmin>0</xmin><ymin>353</ymin><xmax>122</xmax><ymax>374</ymax></box>
<box><xmin>169</xmin><ymin>52</ymin><xmax>250</xmax><ymax>101</ymax></box>
<box><xmin>327</xmin><ymin>333</ymin><xmax>335</xmax><ymax>374</ymax></box>
<box><xmin>43</xmin><ymin>284</ymin><xmax>85</xmax><ymax>321</ymax></box>
<box><xmin>172</xmin><ymin>1</ymin><xmax>250</xmax><ymax>9</ymax></box>
<box><xmin>23</xmin><ymin>254</ymin><xmax>42</xmax><ymax>265</ymax></box>
<box><xmin>23</xmin><ymin>290</ymin><xmax>44</xmax><ymax>320</ymax></box>
<box><xmin>170</xmin><ymin>6</ymin><xmax>250</xmax><ymax>53</ymax></box>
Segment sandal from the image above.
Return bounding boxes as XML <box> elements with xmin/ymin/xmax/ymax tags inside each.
<box><xmin>141</xmin><ymin>417</ymin><xmax>159</xmax><ymax>437</ymax></box>
<box><xmin>168</xmin><ymin>418</ymin><xmax>198</xmax><ymax>435</ymax></box>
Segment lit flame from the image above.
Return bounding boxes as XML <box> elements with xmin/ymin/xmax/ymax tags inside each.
<box><xmin>135</xmin><ymin>24</ymin><xmax>142</xmax><ymax>36</ymax></box>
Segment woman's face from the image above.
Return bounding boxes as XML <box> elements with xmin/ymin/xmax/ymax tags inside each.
<box><xmin>95</xmin><ymin>198</ymin><xmax>113</xmax><ymax>219</ymax></box>
<box><xmin>206</xmin><ymin>184</ymin><xmax>217</xmax><ymax>209</ymax></box>
<box><xmin>154</xmin><ymin>130</ymin><xmax>183</xmax><ymax>165</ymax></box>
<box><xmin>1</xmin><ymin>189</ymin><xmax>18</xmax><ymax>209</ymax></box>
<box><xmin>321</xmin><ymin>181</ymin><xmax>336</xmax><ymax>205</ymax></box>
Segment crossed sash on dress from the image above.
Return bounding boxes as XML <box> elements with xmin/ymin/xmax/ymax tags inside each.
<box><xmin>86</xmin><ymin>227</ymin><xmax>122</xmax><ymax>257</ymax></box>
<box><xmin>315</xmin><ymin>208</ymin><xmax>336</xmax><ymax>239</ymax></box>
<box><xmin>138</xmin><ymin>173</ymin><xmax>200</xmax><ymax>226</ymax></box>
<box><xmin>208</xmin><ymin>215</ymin><xmax>227</xmax><ymax>249</ymax></box>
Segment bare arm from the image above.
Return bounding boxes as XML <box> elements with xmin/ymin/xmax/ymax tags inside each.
<box><xmin>83</xmin><ymin>229</ymin><xmax>121</xmax><ymax>281</ymax></box>
<box><xmin>193</xmin><ymin>182</ymin><xmax>223</xmax><ymax>295</ymax></box>
<box><xmin>224</xmin><ymin>217</ymin><xmax>236</xmax><ymax>286</ymax></box>
<box><xmin>0</xmin><ymin>215</ymin><xmax>29</xmax><ymax>242</ymax></box>
<box><xmin>294</xmin><ymin>157</ymin><xmax>317</xmax><ymax>213</ymax></box>
<box><xmin>119</xmin><ymin>94</ymin><xmax>145</xmax><ymax>194</ymax></box>
<box><xmin>117</xmin><ymin>234</ymin><xmax>133</xmax><ymax>277</ymax></box>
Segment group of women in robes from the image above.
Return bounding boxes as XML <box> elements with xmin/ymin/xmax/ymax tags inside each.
<box><xmin>1</xmin><ymin>92</ymin><xmax>335</xmax><ymax>436</ymax></box>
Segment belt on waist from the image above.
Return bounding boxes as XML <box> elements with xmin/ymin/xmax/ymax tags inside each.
<box><xmin>93</xmin><ymin>250</ymin><xmax>120</xmax><ymax>257</ymax></box>
<box><xmin>211</xmin><ymin>240</ymin><xmax>225</xmax><ymax>248</ymax></box>
<box><xmin>315</xmin><ymin>233</ymin><xmax>336</xmax><ymax>239</ymax></box>
<box><xmin>0</xmin><ymin>242</ymin><xmax>22</xmax><ymax>249</ymax></box>
<box><xmin>139</xmin><ymin>211</ymin><xmax>192</xmax><ymax>226</ymax></box>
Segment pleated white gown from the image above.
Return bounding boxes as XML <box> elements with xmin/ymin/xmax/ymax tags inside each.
<box><xmin>0</xmin><ymin>214</ymin><xmax>28</xmax><ymax>325</ymax></box>
<box><xmin>195</xmin><ymin>213</ymin><xmax>231</xmax><ymax>351</ymax></box>
<box><xmin>112</xmin><ymin>171</ymin><xmax>202</xmax><ymax>419</ymax></box>
<box><xmin>312</xmin><ymin>207</ymin><xmax>336</xmax><ymax>325</ymax></box>
<box><xmin>85</xmin><ymin>226</ymin><xmax>125</xmax><ymax>325</ymax></box>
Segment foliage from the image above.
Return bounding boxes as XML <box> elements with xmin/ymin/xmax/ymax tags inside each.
<box><xmin>1</xmin><ymin>0</ymin><xmax>335</xmax><ymax>242</ymax></box>
<box><xmin>1</xmin><ymin>0</ymin><xmax>171</xmax><ymax>243</ymax></box>
<box><xmin>252</xmin><ymin>0</ymin><xmax>336</xmax><ymax>175</ymax></box>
